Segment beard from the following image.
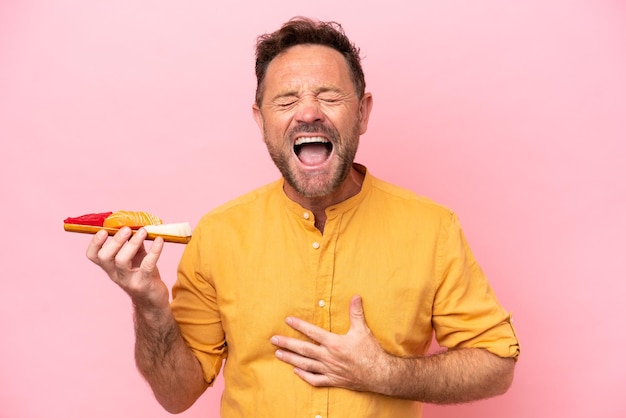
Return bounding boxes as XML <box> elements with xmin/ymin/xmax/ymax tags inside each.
<box><xmin>264</xmin><ymin>120</ymin><xmax>361</xmax><ymax>198</ymax></box>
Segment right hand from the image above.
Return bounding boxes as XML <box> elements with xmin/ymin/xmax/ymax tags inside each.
<box><xmin>86</xmin><ymin>227</ymin><xmax>169</xmax><ymax>310</ymax></box>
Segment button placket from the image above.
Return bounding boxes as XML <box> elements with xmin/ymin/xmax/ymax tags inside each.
<box><xmin>308</xmin><ymin>211</ymin><xmax>339</xmax><ymax>418</ymax></box>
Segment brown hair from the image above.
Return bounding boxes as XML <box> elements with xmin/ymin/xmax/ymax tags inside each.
<box><xmin>254</xmin><ymin>17</ymin><xmax>365</xmax><ymax>106</ymax></box>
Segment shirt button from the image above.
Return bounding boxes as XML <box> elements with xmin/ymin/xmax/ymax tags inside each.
<box><xmin>318</xmin><ymin>299</ymin><xmax>326</xmax><ymax>308</ymax></box>
<box><xmin>312</xmin><ymin>242</ymin><xmax>320</xmax><ymax>249</ymax></box>
<box><xmin>315</xmin><ymin>415</ymin><xmax>323</xmax><ymax>418</ymax></box>
<box><xmin>303</xmin><ymin>212</ymin><xmax>310</xmax><ymax>220</ymax></box>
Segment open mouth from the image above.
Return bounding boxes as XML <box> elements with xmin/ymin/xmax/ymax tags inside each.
<box><xmin>294</xmin><ymin>137</ymin><xmax>333</xmax><ymax>166</ymax></box>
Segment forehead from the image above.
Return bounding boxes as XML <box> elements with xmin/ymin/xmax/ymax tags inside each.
<box><xmin>263</xmin><ymin>44</ymin><xmax>354</xmax><ymax>94</ymax></box>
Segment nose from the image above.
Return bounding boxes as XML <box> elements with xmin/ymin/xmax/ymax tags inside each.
<box><xmin>294</xmin><ymin>96</ymin><xmax>325</xmax><ymax>124</ymax></box>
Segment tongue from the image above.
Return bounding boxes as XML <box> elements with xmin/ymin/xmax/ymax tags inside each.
<box><xmin>298</xmin><ymin>143</ymin><xmax>329</xmax><ymax>166</ymax></box>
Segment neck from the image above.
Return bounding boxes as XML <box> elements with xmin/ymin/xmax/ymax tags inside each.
<box><xmin>286</xmin><ymin>166</ymin><xmax>365</xmax><ymax>233</ymax></box>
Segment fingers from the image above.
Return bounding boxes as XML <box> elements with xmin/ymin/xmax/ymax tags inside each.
<box><xmin>85</xmin><ymin>227</ymin><xmax>129</xmax><ymax>261</ymax></box>
<box><xmin>85</xmin><ymin>229</ymin><xmax>112</xmax><ymax>263</ymax></box>
<box><xmin>85</xmin><ymin>227</ymin><xmax>126</xmax><ymax>276</ymax></box>
<box><xmin>293</xmin><ymin>367</ymin><xmax>329</xmax><ymax>387</ymax></box>
<box><xmin>271</xmin><ymin>335</ymin><xmax>332</xmax><ymax>387</ymax></box>
<box><xmin>271</xmin><ymin>333</ymin><xmax>321</xmax><ymax>365</ymax></box>
<box><xmin>114</xmin><ymin>228</ymin><xmax>149</xmax><ymax>270</ymax></box>
<box><xmin>278</xmin><ymin>295</ymin><xmax>369</xmax><ymax>346</ymax></box>
<box><xmin>85</xmin><ymin>227</ymin><xmax>161</xmax><ymax>279</ymax></box>
<box><xmin>272</xmin><ymin>296</ymin><xmax>382</xmax><ymax>392</ymax></box>
<box><xmin>141</xmin><ymin>236</ymin><xmax>164</xmax><ymax>276</ymax></box>
<box><xmin>273</xmin><ymin>342</ymin><xmax>321</xmax><ymax>372</ymax></box>
<box><xmin>283</xmin><ymin>316</ymin><xmax>329</xmax><ymax>344</ymax></box>
<box><xmin>271</xmin><ymin>340</ymin><xmax>331</xmax><ymax>387</ymax></box>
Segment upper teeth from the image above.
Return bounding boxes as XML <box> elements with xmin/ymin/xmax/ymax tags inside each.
<box><xmin>295</xmin><ymin>137</ymin><xmax>328</xmax><ymax>146</ymax></box>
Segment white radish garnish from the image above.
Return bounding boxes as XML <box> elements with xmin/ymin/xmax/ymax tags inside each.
<box><xmin>143</xmin><ymin>222</ymin><xmax>192</xmax><ymax>237</ymax></box>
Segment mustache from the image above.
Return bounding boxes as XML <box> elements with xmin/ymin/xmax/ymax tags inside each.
<box><xmin>287</xmin><ymin>122</ymin><xmax>339</xmax><ymax>141</ymax></box>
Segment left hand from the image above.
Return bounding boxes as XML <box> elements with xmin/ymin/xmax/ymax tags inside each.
<box><xmin>270</xmin><ymin>295</ymin><xmax>390</xmax><ymax>392</ymax></box>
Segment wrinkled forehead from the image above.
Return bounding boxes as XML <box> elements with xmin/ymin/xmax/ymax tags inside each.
<box><xmin>263</xmin><ymin>44</ymin><xmax>355</xmax><ymax>94</ymax></box>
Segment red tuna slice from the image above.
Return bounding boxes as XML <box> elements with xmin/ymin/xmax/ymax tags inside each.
<box><xmin>63</xmin><ymin>212</ymin><xmax>113</xmax><ymax>227</ymax></box>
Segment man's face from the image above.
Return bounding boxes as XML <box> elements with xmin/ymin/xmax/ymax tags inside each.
<box><xmin>253</xmin><ymin>44</ymin><xmax>373</xmax><ymax>199</ymax></box>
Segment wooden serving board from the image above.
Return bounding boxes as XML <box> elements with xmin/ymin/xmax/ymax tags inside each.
<box><xmin>63</xmin><ymin>223</ymin><xmax>191</xmax><ymax>244</ymax></box>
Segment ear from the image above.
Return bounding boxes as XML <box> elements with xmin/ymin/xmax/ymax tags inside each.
<box><xmin>252</xmin><ymin>103</ymin><xmax>264</xmax><ymax>133</ymax></box>
<box><xmin>358</xmin><ymin>93</ymin><xmax>374</xmax><ymax>135</ymax></box>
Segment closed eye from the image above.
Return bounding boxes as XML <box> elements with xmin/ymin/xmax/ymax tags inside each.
<box><xmin>272</xmin><ymin>97</ymin><xmax>298</xmax><ymax>109</ymax></box>
<box><xmin>318</xmin><ymin>91</ymin><xmax>348</xmax><ymax>105</ymax></box>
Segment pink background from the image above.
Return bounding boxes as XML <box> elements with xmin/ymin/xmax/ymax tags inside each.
<box><xmin>1</xmin><ymin>1</ymin><xmax>625</xmax><ymax>417</ymax></box>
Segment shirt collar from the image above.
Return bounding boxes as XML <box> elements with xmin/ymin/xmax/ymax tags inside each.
<box><xmin>279</xmin><ymin>163</ymin><xmax>372</xmax><ymax>218</ymax></box>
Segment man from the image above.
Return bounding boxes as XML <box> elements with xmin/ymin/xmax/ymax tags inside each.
<box><xmin>87</xmin><ymin>17</ymin><xmax>520</xmax><ymax>417</ymax></box>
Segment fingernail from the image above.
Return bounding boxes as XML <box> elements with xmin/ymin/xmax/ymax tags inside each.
<box><xmin>275</xmin><ymin>350</ymin><xmax>283</xmax><ymax>359</ymax></box>
<box><xmin>270</xmin><ymin>336</ymin><xmax>278</xmax><ymax>345</ymax></box>
<box><xmin>286</xmin><ymin>317</ymin><xmax>293</xmax><ymax>325</ymax></box>
<box><xmin>96</xmin><ymin>230</ymin><xmax>107</xmax><ymax>239</ymax></box>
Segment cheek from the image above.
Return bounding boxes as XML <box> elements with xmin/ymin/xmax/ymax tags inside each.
<box><xmin>272</xmin><ymin>115</ymin><xmax>296</xmax><ymax>137</ymax></box>
<box><xmin>334</xmin><ymin>108</ymin><xmax>361</xmax><ymax>132</ymax></box>
<box><xmin>263</xmin><ymin>117</ymin><xmax>292</xmax><ymax>144</ymax></box>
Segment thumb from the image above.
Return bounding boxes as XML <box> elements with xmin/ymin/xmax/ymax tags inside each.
<box><xmin>348</xmin><ymin>295</ymin><xmax>370</xmax><ymax>335</ymax></box>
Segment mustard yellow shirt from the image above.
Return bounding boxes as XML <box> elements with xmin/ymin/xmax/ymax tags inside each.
<box><xmin>172</xmin><ymin>164</ymin><xmax>520</xmax><ymax>418</ymax></box>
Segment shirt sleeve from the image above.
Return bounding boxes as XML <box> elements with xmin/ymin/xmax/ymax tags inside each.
<box><xmin>171</xmin><ymin>222</ymin><xmax>228</xmax><ymax>385</ymax></box>
<box><xmin>432</xmin><ymin>212</ymin><xmax>520</xmax><ymax>360</ymax></box>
